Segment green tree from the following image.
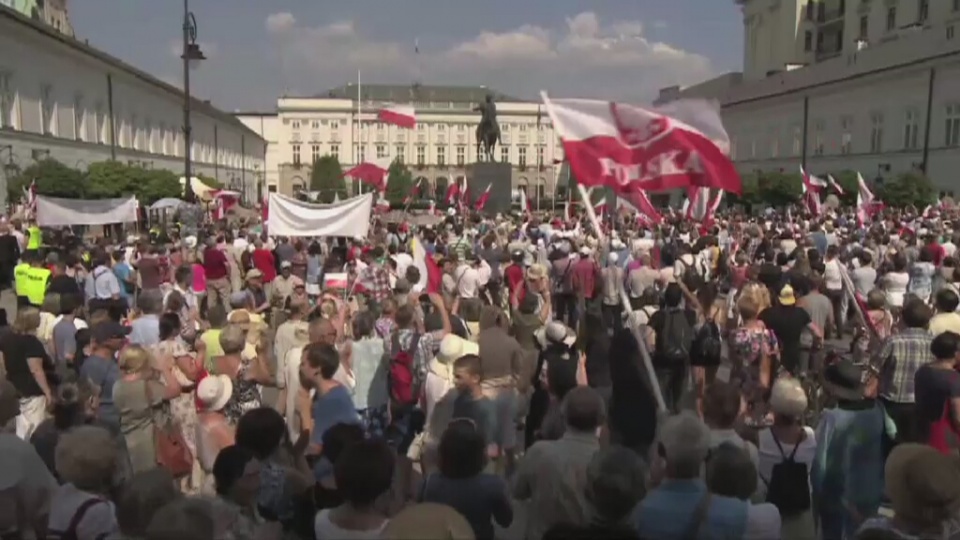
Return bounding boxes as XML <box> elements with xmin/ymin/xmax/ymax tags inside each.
<box><xmin>85</xmin><ymin>160</ymin><xmax>135</xmax><ymax>199</ymax></box>
<box><xmin>384</xmin><ymin>159</ymin><xmax>413</xmax><ymax>204</ymax></box>
<box><xmin>877</xmin><ymin>171</ymin><xmax>935</xmax><ymax>208</ymax></box>
<box><xmin>757</xmin><ymin>171</ymin><xmax>802</xmax><ymax>207</ymax></box>
<box><xmin>138</xmin><ymin>169</ymin><xmax>182</xmax><ymax>204</ymax></box>
<box><xmin>728</xmin><ymin>172</ymin><xmax>761</xmax><ymax>208</ymax></box>
<box><xmin>196</xmin><ymin>173</ymin><xmax>222</xmax><ymax>190</ymax></box>
<box><xmin>310</xmin><ymin>155</ymin><xmax>346</xmax><ymax>203</ymax></box>
<box><xmin>11</xmin><ymin>159</ymin><xmax>85</xmax><ymax>199</ymax></box>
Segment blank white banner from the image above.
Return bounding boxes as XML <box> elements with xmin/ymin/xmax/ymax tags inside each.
<box><xmin>37</xmin><ymin>196</ymin><xmax>139</xmax><ymax>227</ymax></box>
<box><xmin>267</xmin><ymin>192</ymin><xmax>372</xmax><ymax>238</ymax></box>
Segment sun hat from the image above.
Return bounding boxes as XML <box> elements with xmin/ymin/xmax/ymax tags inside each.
<box><xmin>822</xmin><ymin>359</ymin><xmax>865</xmax><ymax>401</ymax></box>
<box><xmin>535</xmin><ymin>320</ymin><xmax>577</xmax><ymax>348</ymax></box>
<box><xmin>885</xmin><ymin>443</ymin><xmax>960</xmax><ymax>522</ymax></box>
<box><xmin>245</xmin><ymin>269</ymin><xmax>263</xmax><ymax>280</ymax></box>
<box><xmin>196</xmin><ymin>375</ymin><xmax>233</xmax><ymax>412</ymax></box>
<box><xmin>525</xmin><ymin>264</ymin><xmax>547</xmax><ymax>281</ymax></box>
<box><xmin>778</xmin><ymin>284</ymin><xmax>797</xmax><ymax>306</ymax></box>
<box><xmin>436</xmin><ymin>334</ymin><xmax>479</xmax><ymax>365</ymax></box>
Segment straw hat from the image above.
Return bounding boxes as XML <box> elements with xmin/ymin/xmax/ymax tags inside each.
<box><xmin>381</xmin><ymin>503</ymin><xmax>475</xmax><ymax>540</ymax></box>
<box><xmin>885</xmin><ymin>443</ymin><xmax>960</xmax><ymax>523</ymax></box>
<box><xmin>535</xmin><ymin>321</ymin><xmax>577</xmax><ymax>348</ymax></box>
<box><xmin>436</xmin><ymin>335</ymin><xmax>479</xmax><ymax>365</ymax></box>
<box><xmin>525</xmin><ymin>264</ymin><xmax>547</xmax><ymax>281</ymax></box>
<box><xmin>196</xmin><ymin>375</ymin><xmax>233</xmax><ymax>412</ymax></box>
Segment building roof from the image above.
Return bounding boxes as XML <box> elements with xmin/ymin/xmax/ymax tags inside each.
<box><xmin>0</xmin><ymin>4</ymin><xmax>263</xmax><ymax>142</ymax></box>
<box><xmin>309</xmin><ymin>83</ymin><xmax>525</xmax><ymax>104</ymax></box>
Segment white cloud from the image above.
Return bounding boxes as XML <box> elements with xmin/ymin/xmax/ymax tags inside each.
<box><xmin>263</xmin><ymin>11</ymin><xmax>714</xmax><ymax>102</ymax></box>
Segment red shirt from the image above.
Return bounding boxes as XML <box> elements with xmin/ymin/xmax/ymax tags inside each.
<box><xmin>252</xmin><ymin>249</ymin><xmax>277</xmax><ymax>282</ymax></box>
<box><xmin>929</xmin><ymin>242</ymin><xmax>946</xmax><ymax>266</ymax></box>
<box><xmin>504</xmin><ymin>263</ymin><xmax>524</xmax><ymax>296</ymax></box>
<box><xmin>202</xmin><ymin>248</ymin><xmax>229</xmax><ymax>280</ymax></box>
<box><xmin>571</xmin><ymin>258</ymin><xmax>599</xmax><ymax>299</ymax></box>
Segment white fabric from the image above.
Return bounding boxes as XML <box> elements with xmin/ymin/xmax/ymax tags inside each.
<box><xmin>149</xmin><ymin>197</ymin><xmax>184</xmax><ymax>210</ymax></box>
<box><xmin>16</xmin><ymin>396</ymin><xmax>46</xmax><ymax>440</ymax></box>
<box><xmin>411</xmin><ymin>236</ymin><xmax>431</xmax><ymax>291</ymax></box>
<box><xmin>823</xmin><ymin>259</ymin><xmax>843</xmax><ymax>291</ymax></box>
<box><xmin>37</xmin><ymin>196</ymin><xmax>138</xmax><ymax>227</ymax></box>
<box><xmin>267</xmin><ymin>192</ymin><xmax>373</xmax><ymax>238</ymax></box>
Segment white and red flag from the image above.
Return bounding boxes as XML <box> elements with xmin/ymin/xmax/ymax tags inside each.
<box><xmin>342</xmin><ymin>156</ymin><xmax>392</xmax><ymax>192</ymax></box>
<box><xmin>614</xmin><ymin>186</ymin><xmax>663</xmax><ymax>224</ymax></box>
<box><xmin>211</xmin><ymin>190</ymin><xmax>240</xmax><ymax>220</ymax></box>
<box><xmin>827</xmin><ymin>174</ymin><xmax>845</xmax><ymax>195</ymax></box>
<box><xmin>520</xmin><ymin>188</ymin><xmax>533</xmax><ymax>214</ymax></box>
<box><xmin>686</xmin><ymin>187</ymin><xmax>710</xmax><ymax>221</ymax></box>
<box><xmin>857</xmin><ymin>172</ymin><xmax>874</xmax><ymax>205</ymax></box>
<box><xmin>403</xmin><ymin>178</ymin><xmax>423</xmax><ymax>206</ymax></box>
<box><xmin>377</xmin><ymin>104</ymin><xmax>416</xmax><ymax>129</ymax></box>
<box><xmin>800</xmin><ymin>166</ymin><xmax>823</xmax><ymax>216</ymax></box>
<box><xmin>541</xmin><ymin>92</ymin><xmax>741</xmax><ymax>194</ymax></box>
<box><xmin>474</xmin><ymin>183</ymin><xmax>493</xmax><ymax>211</ymax></box>
<box><xmin>443</xmin><ymin>180</ymin><xmax>460</xmax><ymax>206</ymax></box>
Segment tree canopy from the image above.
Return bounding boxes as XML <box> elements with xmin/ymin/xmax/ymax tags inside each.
<box><xmin>384</xmin><ymin>159</ymin><xmax>413</xmax><ymax>204</ymax></box>
<box><xmin>877</xmin><ymin>171</ymin><xmax>935</xmax><ymax>208</ymax></box>
<box><xmin>309</xmin><ymin>155</ymin><xmax>347</xmax><ymax>203</ymax></box>
<box><xmin>9</xmin><ymin>159</ymin><xmax>85</xmax><ymax>200</ymax></box>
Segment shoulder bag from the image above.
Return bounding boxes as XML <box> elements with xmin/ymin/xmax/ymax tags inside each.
<box><xmin>143</xmin><ymin>380</ymin><xmax>193</xmax><ymax>478</ymax></box>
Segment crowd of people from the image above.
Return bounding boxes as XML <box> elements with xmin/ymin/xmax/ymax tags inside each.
<box><xmin>1</xmin><ymin>202</ymin><xmax>960</xmax><ymax>540</ymax></box>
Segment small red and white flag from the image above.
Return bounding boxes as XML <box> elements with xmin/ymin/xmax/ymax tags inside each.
<box><xmin>474</xmin><ymin>183</ymin><xmax>493</xmax><ymax>211</ymax></box>
<box><xmin>520</xmin><ymin>188</ymin><xmax>532</xmax><ymax>214</ymax></box>
<box><xmin>377</xmin><ymin>104</ymin><xmax>416</xmax><ymax>129</ymax></box>
<box><xmin>826</xmin><ymin>174</ymin><xmax>844</xmax><ymax>195</ymax></box>
<box><xmin>800</xmin><ymin>167</ymin><xmax>823</xmax><ymax>216</ymax></box>
<box><xmin>541</xmin><ymin>92</ymin><xmax>741</xmax><ymax>194</ymax></box>
<box><xmin>211</xmin><ymin>189</ymin><xmax>240</xmax><ymax>220</ymax></box>
<box><xmin>411</xmin><ymin>236</ymin><xmax>443</xmax><ymax>294</ymax></box>
<box><xmin>615</xmin><ymin>186</ymin><xmax>663</xmax><ymax>224</ymax></box>
<box><xmin>22</xmin><ymin>179</ymin><xmax>37</xmax><ymax>212</ymax></box>
<box><xmin>374</xmin><ymin>196</ymin><xmax>391</xmax><ymax>213</ymax></box>
<box><xmin>444</xmin><ymin>180</ymin><xmax>461</xmax><ymax>206</ymax></box>
<box><xmin>323</xmin><ymin>272</ymin><xmax>350</xmax><ymax>290</ymax></box>
<box><xmin>342</xmin><ymin>157</ymin><xmax>392</xmax><ymax>192</ymax></box>
<box><xmin>403</xmin><ymin>178</ymin><xmax>423</xmax><ymax>206</ymax></box>
<box><xmin>686</xmin><ymin>186</ymin><xmax>710</xmax><ymax>221</ymax></box>
<box><xmin>857</xmin><ymin>172</ymin><xmax>874</xmax><ymax>205</ymax></box>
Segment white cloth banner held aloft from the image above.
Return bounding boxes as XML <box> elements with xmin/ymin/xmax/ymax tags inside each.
<box><xmin>267</xmin><ymin>192</ymin><xmax>373</xmax><ymax>238</ymax></box>
<box><xmin>36</xmin><ymin>196</ymin><xmax>139</xmax><ymax>227</ymax></box>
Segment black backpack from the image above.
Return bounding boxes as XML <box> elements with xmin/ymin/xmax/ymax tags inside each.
<box><xmin>762</xmin><ymin>432</ymin><xmax>811</xmax><ymax>516</ymax></box>
<box><xmin>655</xmin><ymin>308</ymin><xmax>693</xmax><ymax>365</ymax></box>
<box><xmin>679</xmin><ymin>257</ymin><xmax>705</xmax><ymax>293</ymax></box>
<box><xmin>691</xmin><ymin>318</ymin><xmax>722</xmax><ymax>367</ymax></box>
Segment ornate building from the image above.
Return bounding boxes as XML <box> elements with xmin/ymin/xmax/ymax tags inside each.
<box><xmin>236</xmin><ymin>84</ymin><xmax>565</xmax><ymax>199</ymax></box>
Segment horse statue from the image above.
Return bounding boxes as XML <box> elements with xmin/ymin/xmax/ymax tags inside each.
<box><xmin>473</xmin><ymin>95</ymin><xmax>501</xmax><ymax>162</ymax></box>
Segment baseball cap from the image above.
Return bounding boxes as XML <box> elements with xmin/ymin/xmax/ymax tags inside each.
<box><xmin>92</xmin><ymin>321</ymin><xmax>131</xmax><ymax>343</ymax></box>
<box><xmin>280</xmin><ymin>261</ymin><xmax>292</xmax><ymax>269</ymax></box>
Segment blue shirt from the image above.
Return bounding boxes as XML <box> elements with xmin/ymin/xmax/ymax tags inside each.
<box><xmin>128</xmin><ymin>315</ymin><xmax>160</xmax><ymax>347</ymax></box>
<box><xmin>113</xmin><ymin>262</ymin><xmax>133</xmax><ymax>300</ymax></box>
<box><xmin>310</xmin><ymin>385</ymin><xmax>361</xmax><ymax>480</ymax></box>
<box><xmin>79</xmin><ymin>354</ymin><xmax>121</xmax><ymax>433</ymax></box>
<box><xmin>634</xmin><ymin>479</ymin><xmax>748</xmax><ymax>540</ymax></box>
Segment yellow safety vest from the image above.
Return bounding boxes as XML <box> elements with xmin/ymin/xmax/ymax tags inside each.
<box><xmin>23</xmin><ymin>267</ymin><xmax>50</xmax><ymax>306</ymax></box>
<box><xmin>26</xmin><ymin>226</ymin><xmax>41</xmax><ymax>250</ymax></box>
<box><xmin>13</xmin><ymin>263</ymin><xmax>30</xmax><ymax>297</ymax></box>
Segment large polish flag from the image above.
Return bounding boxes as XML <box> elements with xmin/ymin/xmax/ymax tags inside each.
<box><xmin>377</xmin><ymin>105</ymin><xmax>416</xmax><ymax>129</ymax></box>
<box><xmin>342</xmin><ymin>157</ymin><xmax>392</xmax><ymax>192</ymax></box>
<box><xmin>541</xmin><ymin>92</ymin><xmax>741</xmax><ymax>194</ymax></box>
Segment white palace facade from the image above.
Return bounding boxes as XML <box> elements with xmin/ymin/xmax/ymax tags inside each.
<box><xmin>658</xmin><ymin>0</ymin><xmax>960</xmax><ymax>192</ymax></box>
<box><xmin>0</xmin><ymin>5</ymin><xmax>267</xmax><ymax>207</ymax></box>
<box><xmin>236</xmin><ymin>84</ymin><xmax>563</xmax><ymax>198</ymax></box>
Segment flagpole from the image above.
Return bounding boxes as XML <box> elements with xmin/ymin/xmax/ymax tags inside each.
<box><xmin>577</xmin><ymin>182</ymin><xmax>666</xmax><ymax>413</ymax></box>
<box><xmin>357</xmin><ymin>69</ymin><xmax>362</xmax><ymax>196</ymax></box>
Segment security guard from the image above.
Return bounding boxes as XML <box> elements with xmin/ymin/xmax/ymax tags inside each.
<box><xmin>22</xmin><ymin>254</ymin><xmax>50</xmax><ymax>307</ymax></box>
<box><xmin>26</xmin><ymin>220</ymin><xmax>42</xmax><ymax>251</ymax></box>
<box><xmin>13</xmin><ymin>253</ymin><xmax>32</xmax><ymax>308</ymax></box>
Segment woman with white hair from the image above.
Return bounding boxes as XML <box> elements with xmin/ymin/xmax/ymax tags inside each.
<box><xmin>47</xmin><ymin>426</ymin><xmax>121</xmax><ymax>538</ymax></box>
<box><xmin>758</xmin><ymin>377</ymin><xmax>817</xmax><ymax>540</ymax></box>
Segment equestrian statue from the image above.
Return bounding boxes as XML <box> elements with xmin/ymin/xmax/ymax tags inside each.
<box><xmin>474</xmin><ymin>94</ymin><xmax>501</xmax><ymax>162</ymax></box>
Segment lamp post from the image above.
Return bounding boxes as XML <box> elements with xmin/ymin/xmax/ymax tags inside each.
<box><xmin>181</xmin><ymin>0</ymin><xmax>205</xmax><ymax>203</ymax></box>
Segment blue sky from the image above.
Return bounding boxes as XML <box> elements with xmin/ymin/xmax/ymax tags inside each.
<box><xmin>70</xmin><ymin>0</ymin><xmax>743</xmax><ymax>111</ymax></box>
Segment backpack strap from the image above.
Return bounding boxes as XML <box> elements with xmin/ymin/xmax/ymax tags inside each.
<box><xmin>407</xmin><ymin>333</ymin><xmax>422</xmax><ymax>357</ymax></box>
<box><xmin>61</xmin><ymin>497</ymin><xmax>106</xmax><ymax>540</ymax></box>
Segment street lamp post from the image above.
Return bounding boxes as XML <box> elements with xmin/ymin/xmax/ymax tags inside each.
<box><xmin>181</xmin><ymin>0</ymin><xmax>205</xmax><ymax>203</ymax></box>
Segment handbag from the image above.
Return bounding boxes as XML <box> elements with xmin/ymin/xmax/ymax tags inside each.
<box><xmin>143</xmin><ymin>380</ymin><xmax>194</xmax><ymax>478</ymax></box>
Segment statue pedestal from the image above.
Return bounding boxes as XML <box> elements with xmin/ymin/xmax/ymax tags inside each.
<box><xmin>466</xmin><ymin>162</ymin><xmax>512</xmax><ymax>215</ymax></box>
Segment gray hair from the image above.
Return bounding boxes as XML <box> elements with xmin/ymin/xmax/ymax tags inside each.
<box><xmin>586</xmin><ymin>446</ymin><xmax>647</xmax><ymax>522</ymax></box>
<box><xmin>55</xmin><ymin>425</ymin><xmax>119</xmax><ymax>492</ymax></box>
<box><xmin>145</xmin><ymin>497</ymin><xmax>216</xmax><ymax>540</ymax></box>
<box><xmin>706</xmin><ymin>442</ymin><xmax>758</xmax><ymax>500</ymax></box>
<box><xmin>658</xmin><ymin>411</ymin><xmax>710</xmax><ymax>480</ymax></box>
<box><xmin>138</xmin><ymin>289</ymin><xmax>164</xmax><ymax>315</ymax></box>
<box><xmin>219</xmin><ymin>324</ymin><xmax>247</xmax><ymax>355</ymax></box>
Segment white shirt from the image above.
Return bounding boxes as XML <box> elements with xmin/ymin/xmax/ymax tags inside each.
<box><xmin>233</xmin><ymin>238</ymin><xmax>249</xmax><ymax>252</ymax></box>
<box><xmin>944</xmin><ymin>241</ymin><xmax>957</xmax><ymax>258</ymax></box>
<box><xmin>823</xmin><ymin>259</ymin><xmax>843</xmax><ymax>290</ymax></box>
<box><xmin>392</xmin><ymin>252</ymin><xmax>413</xmax><ymax>278</ymax></box>
<box><xmin>745</xmin><ymin>503</ymin><xmax>782</xmax><ymax>540</ymax></box>
<box><xmin>278</xmin><ymin>345</ymin><xmax>305</xmax><ymax>439</ymax></box>
<box><xmin>453</xmin><ymin>264</ymin><xmax>480</xmax><ymax>299</ymax></box>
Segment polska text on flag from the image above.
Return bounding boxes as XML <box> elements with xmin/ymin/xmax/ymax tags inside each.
<box><xmin>541</xmin><ymin>92</ymin><xmax>741</xmax><ymax>194</ymax></box>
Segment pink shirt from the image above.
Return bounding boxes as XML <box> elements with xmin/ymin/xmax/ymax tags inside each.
<box><xmin>191</xmin><ymin>263</ymin><xmax>207</xmax><ymax>293</ymax></box>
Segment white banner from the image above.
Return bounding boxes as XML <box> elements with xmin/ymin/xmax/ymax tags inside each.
<box><xmin>267</xmin><ymin>192</ymin><xmax>373</xmax><ymax>238</ymax></box>
<box><xmin>37</xmin><ymin>196</ymin><xmax>139</xmax><ymax>227</ymax></box>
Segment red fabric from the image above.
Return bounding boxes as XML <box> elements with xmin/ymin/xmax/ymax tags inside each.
<box><xmin>571</xmin><ymin>259</ymin><xmax>599</xmax><ymax>299</ymax></box>
<box><xmin>424</xmin><ymin>254</ymin><xmax>444</xmax><ymax>295</ymax></box>
<box><xmin>928</xmin><ymin>396</ymin><xmax>960</xmax><ymax>455</ymax></box>
<box><xmin>504</xmin><ymin>264</ymin><xmax>524</xmax><ymax>298</ymax></box>
<box><xmin>930</xmin><ymin>242</ymin><xmax>946</xmax><ymax>266</ymax></box>
<box><xmin>251</xmin><ymin>249</ymin><xmax>277</xmax><ymax>282</ymax></box>
<box><xmin>202</xmin><ymin>248</ymin><xmax>229</xmax><ymax>280</ymax></box>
